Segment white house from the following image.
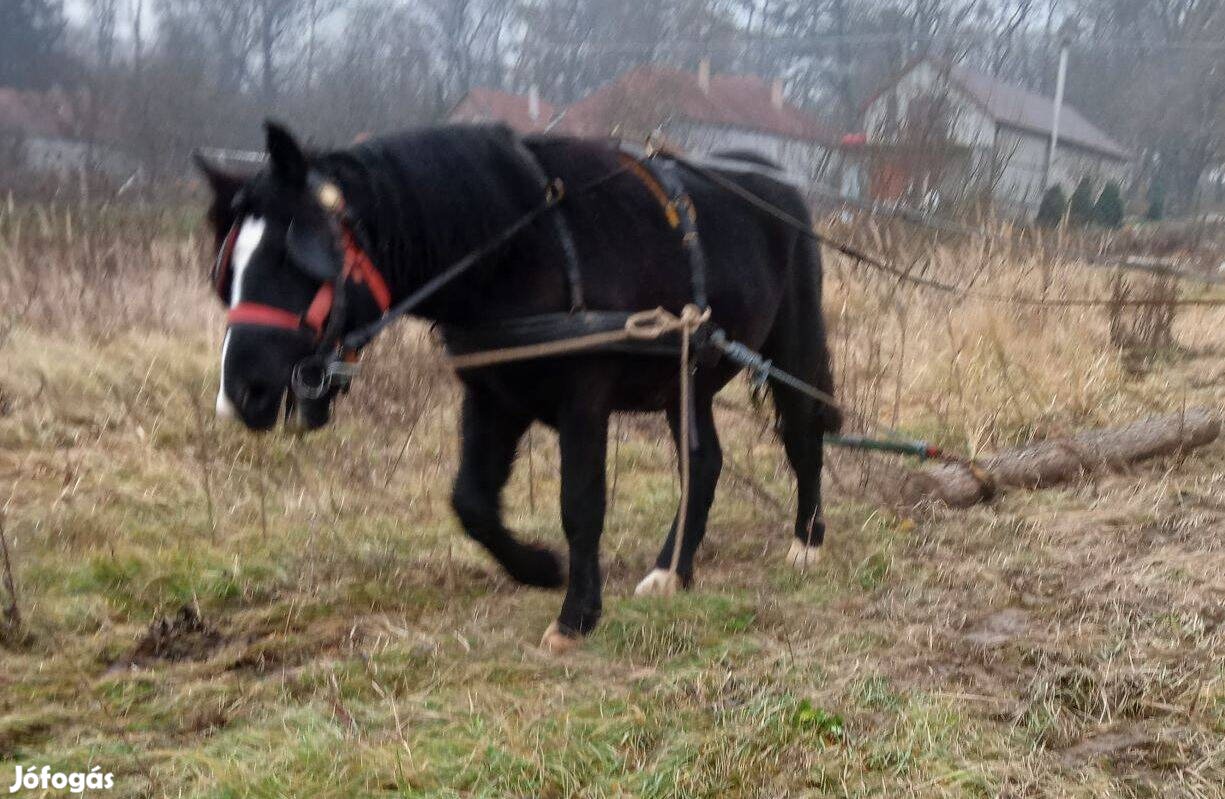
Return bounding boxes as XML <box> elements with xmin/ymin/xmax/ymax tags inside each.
<box><xmin>1200</xmin><ymin>164</ymin><xmax>1225</xmax><ymax>211</ymax></box>
<box><xmin>450</xmin><ymin>63</ymin><xmax>842</xmax><ymax>189</ymax></box>
<box><xmin>560</xmin><ymin>62</ymin><xmax>841</xmax><ymax>187</ymax></box>
<box><xmin>861</xmin><ymin>58</ymin><xmax>1131</xmax><ymax>214</ymax></box>
<box><xmin>0</xmin><ymin>87</ymin><xmax>135</xmax><ymax>179</ymax></box>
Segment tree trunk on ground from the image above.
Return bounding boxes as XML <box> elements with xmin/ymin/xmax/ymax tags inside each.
<box><xmin>897</xmin><ymin>408</ymin><xmax>1220</xmax><ymax>508</ymax></box>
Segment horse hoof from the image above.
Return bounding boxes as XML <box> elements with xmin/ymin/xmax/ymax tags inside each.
<box><xmin>786</xmin><ymin>539</ymin><xmax>822</xmax><ymax>570</ymax></box>
<box><xmin>634</xmin><ymin>569</ymin><xmax>680</xmax><ymax>597</ymax></box>
<box><xmin>540</xmin><ymin>622</ymin><xmax>582</xmax><ymax>655</ymax></box>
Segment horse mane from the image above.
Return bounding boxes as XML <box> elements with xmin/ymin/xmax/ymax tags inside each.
<box><xmin>313</xmin><ymin>124</ymin><xmax>545</xmax><ymax>292</ymax></box>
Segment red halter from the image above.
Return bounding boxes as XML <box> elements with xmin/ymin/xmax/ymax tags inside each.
<box><xmin>213</xmin><ymin>218</ymin><xmax>391</xmax><ymax>341</ymax></box>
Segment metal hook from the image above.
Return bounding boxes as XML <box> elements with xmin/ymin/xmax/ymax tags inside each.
<box><xmin>291</xmin><ymin>353</ymin><xmax>361</xmax><ymax>401</ymax></box>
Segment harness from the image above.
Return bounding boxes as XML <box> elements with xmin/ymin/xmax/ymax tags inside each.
<box><xmin>438</xmin><ymin>147</ymin><xmax>712</xmax><ymax>364</ymax></box>
<box><xmin>212</xmin><ymin>138</ymin><xmax>719</xmax><ymax>400</ymax></box>
<box><xmin>212</xmin><ymin>186</ymin><xmax>393</xmax><ymax>342</ymax></box>
<box><xmin>210</xmin><ymin>139</ymin><xmax>860</xmax><ymax>587</ymax></box>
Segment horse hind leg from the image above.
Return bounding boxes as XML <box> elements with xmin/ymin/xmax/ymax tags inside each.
<box><xmin>761</xmin><ymin>240</ymin><xmax>841</xmax><ymax>570</ymax></box>
<box><xmin>451</xmin><ymin>388</ymin><xmax>564</xmax><ymax>588</ymax></box>
<box><xmin>636</xmin><ymin>390</ymin><xmax>722</xmax><ymax>596</ymax></box>
<box><xmin>772</xmin><ymin>384</ymin><xmax>831</xmax><ymax>569</ymax></box>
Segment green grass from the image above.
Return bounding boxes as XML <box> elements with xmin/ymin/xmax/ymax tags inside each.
<box><xmin>2</xmin><ymin>311</ymin><xmax>1224</xmax><ymax>798</ymax></box>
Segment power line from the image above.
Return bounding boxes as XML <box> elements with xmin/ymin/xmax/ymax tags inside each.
<box><xmin>523</xmin><ymin>33</ymin><xmax>1225</xmax><ymax>55</ymax></box>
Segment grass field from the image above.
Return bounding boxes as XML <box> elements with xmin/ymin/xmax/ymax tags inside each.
<box><xmin>1</xmin><ymin>203</ymin><xmax>1223</xmax><ymax>797</ymax></box>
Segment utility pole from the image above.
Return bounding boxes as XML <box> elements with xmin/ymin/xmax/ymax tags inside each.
<box><xmin>1042</xmin><ymin>42</ymin><xmax>1069</xmax><ymax>192</ymax></box>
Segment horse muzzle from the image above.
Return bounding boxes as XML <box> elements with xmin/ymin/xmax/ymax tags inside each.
<box><xmin>216</xmin><ymin>379</ymin><xmax>287</xmax><ymax>431</ymax></box>
<box><xmin>283</xmin><ymin>390</ymin><xmax>333</xmax><ymax>433</ymax></box>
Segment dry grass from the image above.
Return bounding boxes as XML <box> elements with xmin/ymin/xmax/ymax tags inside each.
<box><xmin>1</xmin><ymin>199</ymin><xmax>1223</xmax><ymax>797</ymax></box>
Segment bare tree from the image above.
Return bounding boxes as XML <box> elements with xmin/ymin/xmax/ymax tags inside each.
<box><xmin>1</xmin><ymin>0</ymin><xmax>69</xmax><ymax>89</ymax></box>
<box><xmin>253</xmin><ymin>0</ymin><xmax>307</xmax><ymax>105</ymax></box>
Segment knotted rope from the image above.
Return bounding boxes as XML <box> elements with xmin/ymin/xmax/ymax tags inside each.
<box><xmin>446</xmin><ymin>305</ymin><xmax>710</xmax><ymax>371</ymax></box>
<box><xmin>667</xmin><ymin>304</ymin><xmax>711</xmax><ymax>581</ymax></box>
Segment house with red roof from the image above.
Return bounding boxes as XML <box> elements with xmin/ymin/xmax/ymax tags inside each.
<box><xmin>449</xmin><ymin>62</ymin><xmax>843</xmax><ymax>187</ymax></box>
<box><xmin>448</xmin><ymin>86</ymin><xmax>556</xmax><ymax>134</ymax></box>
<box><xmin>0</xmin><ymin>86</ymin><xmax>134</xmax><ymax>179</ymax></box>
<box><xmin>859</xmin><ymin>57</ymin><xmax>1132</xmax><ymax>214</ymax></box>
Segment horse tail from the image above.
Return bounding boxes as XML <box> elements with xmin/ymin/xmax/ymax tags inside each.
<box><xmin>760</xmin><ymin>229</ymin><xmax>842</xmax><ymax>434</ymax></box>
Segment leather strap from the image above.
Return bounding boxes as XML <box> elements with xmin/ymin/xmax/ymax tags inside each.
<box><xmin>342</xmin><ymin>227</ymin><xmax>391</xmax><ymax>311</ymax></box>
<box><xmin>635</xmin><ymin>155</ymin><xmax>708</xmax><ymax>309</ymax></box>
<box><xmin>515</xmin><ymin>137</ymin><xmax>585</xmax><ymax>311</ymax></box>
<box><xmin>212</xmin><ymin>222</ymin><xmax>240</xmax><ymax>300</ymax></box>
<box><xmin>228</xmin><ymin>303</ymin><xmax>305</xmax><ymax>330</ymax></box>
<box><xmin>220</xmin><ymin>215</ymin><xmax>391</xmax><ymax>341</ymax></box>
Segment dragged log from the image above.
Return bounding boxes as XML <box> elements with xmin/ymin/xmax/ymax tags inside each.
<box><xmin>900</xmin><ymin>408</ymin><xmax>1220</xmax><ymax>508</ymax></box>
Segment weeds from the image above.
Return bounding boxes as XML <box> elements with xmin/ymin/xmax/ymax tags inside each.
<box><xmin>1108</xmin><ymin>272</ymin><xmax>1181</xmax><ymax>366</ymax></box>
<box><xmin>0</xmin><ymin>511</ymin><xmax>21</xmax><ymax>642</ymax></box>
<box><xmin>1</xmin><ymin>202</ymin><xmax>1223</xmax><ymax>796</ymax></box>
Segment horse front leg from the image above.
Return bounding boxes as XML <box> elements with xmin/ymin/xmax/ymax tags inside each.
<box><xmin>540</xmin><ymin>401</ymin><xmax>610</xmax><ymax>655</ymax></box>
<box><xmin>635</xmin><ymin>392</ymin><xmax>722</xmax><ymax>596</ymax></box>
<box><xmin>451</xmin><ymin>388</ymin><xmax>564</xmax><ymax>588</ymax></box>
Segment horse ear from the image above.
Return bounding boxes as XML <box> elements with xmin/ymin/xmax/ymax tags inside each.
<box><xmin>286</xmin><ymin>216</ymin><xmax>340</xmax><ymax>283</ymax></box>
<box><xmin>192</xmin><ymin>151</ymin><xmax>247</xmax><ymax>207</ymax></box>
<box><xmin>265</xmin><ymin>120</ymin><xmax>308</xmax><ymax>188</ymax></box>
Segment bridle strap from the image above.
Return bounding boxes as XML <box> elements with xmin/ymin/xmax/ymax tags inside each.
<box><xmin>228</xmin><ymin>303</ymin><xmax>306</xmax><ymax>330</ymax></box>
<box><xmin>342</xmin><ymin>227</ymin><xmax>391</xmax><ymax>311</ymax></box>
<box><xmin>222</xmin><ymin>218</ymin><xmax>391</xmax><ymax>341</ymax></box>
<box><xmin>303</xmin><ymin>283</ymin><xmax>335</xmax><ymax>334</ymax></box>
<box><xmin>212</xmin><ymin>223</ymin><xmax>240</xmax><ymax>298</ymax></box>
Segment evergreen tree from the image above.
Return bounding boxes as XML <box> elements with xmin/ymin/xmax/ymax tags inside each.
<box><xmin>1068</xmin><ymin>177</ymin><xmax>1096</xmax><ymax>226</ymax></box>
<box><xmin>1146</xmin><ymin>183</ymin><xmax>1166</xmax><ymax>222</ymax></box>
<box><xmin>1093</xmin><ymin>182</ymin><xmax>1125</xmax><ymax>228</ymax></box>
<box><xmin>1035</xmin><ymin>184</ymin><xmax>1068</xmax><ymax>227</ymax></box>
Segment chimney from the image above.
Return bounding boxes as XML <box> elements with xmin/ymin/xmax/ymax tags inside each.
<box><xmin>771</xmin><ymin>78</ymin><xmax>785</xmax><ymax>109</ymax></box>
<box><xmin>528</xmin><ymin>84</ymin><xmax>541</xmax><ymax>122</ymax></box>
<box><xmin>698</xmin><ymin>58</ymin><xmax>711</xmax><ymax>94</ymax></box>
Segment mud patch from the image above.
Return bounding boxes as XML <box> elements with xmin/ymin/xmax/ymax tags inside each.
<box><xmin>963</xmin><ymin>607</ymin><xmax>1031</xmax><ymax>647</ymax></box>
<box><xmin>1061</xmin><ymin>726</ymin><xmax>1153</xmax><ymax>765</ymax></box>
<box><xmin>0</xmin><ymin>716</ymin><xmax>56</xmax><ymax>759</ymax></box>
<box><xmin>110</xmin><ymin>605</ymin><xmax>226</xmax><ymax>670</ymax></box>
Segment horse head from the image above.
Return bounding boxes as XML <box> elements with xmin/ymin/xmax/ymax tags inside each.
<box><xmin>196</xmin><ymin>122</ymin><xmax>378</xmax><ymax>433</ymax></box>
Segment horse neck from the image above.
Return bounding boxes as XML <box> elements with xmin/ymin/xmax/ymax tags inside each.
<box><xmin>321</xmin><ymin>139</ymin><xmax>541</xmax><ymax>326</ymax></box>
<box><xmin>321</xmin><ymin>154</ymin><xmax>430</xmax><ymax>305</ymax></box>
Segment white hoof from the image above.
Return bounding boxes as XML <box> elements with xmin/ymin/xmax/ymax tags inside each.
<box><xmin>786</xmin><ymin>539</ymin><xmax>822</xmax><ymax>570</ymax></box>
<box><xmin>634</xmin><ymin>569</ymin><xmax>681</xmax><ymax>597</ymax></box>
<box><xmin>540</xmin><ymin>622</ymin><xmax>582</xmax><ymax>655</ymax></box>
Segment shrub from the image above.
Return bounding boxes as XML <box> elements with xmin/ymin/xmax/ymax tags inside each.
<box><xmin>1035</xmin><ymin>184</ymin><xmax>1067</xmax><ymax>227</ymax></box>
<box><xmin>1146</xmin><ymin>183</ymin><xmax>1165</xmax><ymax>221</ymax></box>
<box><xmin>1093</xmin><ymin>181</ymin><xmax>1125</xmax><ymax>228</ymax></box>
<box><xmin>1068</xmin><ymin>177</ymin><xmax>1096</xmax><ymax>226</ymax></box>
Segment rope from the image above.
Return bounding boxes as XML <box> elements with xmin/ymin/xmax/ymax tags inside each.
<box><xmin>445</xmin><ymin>305</ymin><xmax>710</xmax><ymax>370</ymax></box>
<box><xmin>674</xmin><ymin>157</ymin><xmax>1225</xmax><ymax>310</ymax></box>
<box><xmin>668</xmin><ymin>305</ymin><xmax>708</xmax><ymax>581</ymax></box>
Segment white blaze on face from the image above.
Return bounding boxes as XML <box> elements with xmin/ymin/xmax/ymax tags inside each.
<box><xmin>216</xmin><ymin>216</ymin><xmax>267</xmax><ymax>419</ymax></box>
<box><xmin>228</xmin><ymin>216</ymin><xmax>266</xmax><ymax>307</ymax></box>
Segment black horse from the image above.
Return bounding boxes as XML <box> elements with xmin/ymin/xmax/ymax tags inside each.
<box><xmin>196</xmin><ymin>122</ymin><xmax>839</xmax><ymax>653</ymax></box>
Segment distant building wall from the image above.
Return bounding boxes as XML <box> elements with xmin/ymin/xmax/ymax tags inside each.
<box><xmin>669</xmin><ymin>121</ymin><xmax>833</xmax><ymax>185</ymax></box>
<box><xmin>1006</xmin><ymin>129</ymin><xmax>1129</xmax><ymax>202</ymax></box>
<box><xmin>864</xmin><ymin>60</ymin><xmax>1131</xmax><ymax>215</ymax></box>
<box><xmin>21</xmin><ymin>135</ymin><xmax>136</xmax><ymax>178</ymax></box>
<box><xmin>863</xmin><ymin>61</ymin><xmax>997</xmax><ymax>150</ymax></box>
<box><xmin>1</xmin><ymin>131</ymin><xmax>136</xmax><ymax>180</ymax></box>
